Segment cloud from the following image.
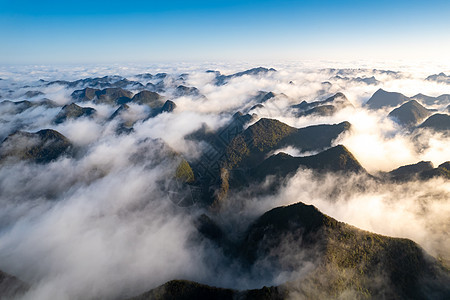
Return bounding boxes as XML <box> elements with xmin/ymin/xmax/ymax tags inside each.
<box><xmin>0</xmin><ymin>62</ymin><xmax>448</xmax><ymax>298</ymax></box>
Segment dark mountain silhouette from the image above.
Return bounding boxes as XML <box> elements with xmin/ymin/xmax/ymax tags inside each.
<box><xmin>160</xmin><ymin>100</ymin><xmax>177</xmax><ymax>113</ymax></box>
<box><xmin>251</xmin><ymin>145</ymin><xmax>364</xmax><ymax>181</ymax></box>
<box><xmin>251</xmin><ymin>91</ymin><xmax>288</xmax><ymax>104</ymax></box>
<box><xmin>293</xmin><ymin>92</ymin><xmax>353</xmax><ymax>117</ymax></box>
<box><xmin>95</xmin><ymin>88</ymin><xmax>133</xmax><ymax>105</ymax></box>
<box><xmin>145</xmin><ymin>100</ymin><xmax>178</xmax><ymax>119</ymax></box>
<box><xmin>420</xmin><ymin>162</ymin><xmax>450</xmax><ymax>180</ymax></box>
<box><xmin>48</xmin><ymin>75</ymin><xmax>144</xmax><ymax>89</ymax></box>
<box><xmin>0</xmin><ymin>99</ymin><xmax>58</xmax><ymax>114</ymax></box>
<box><xmin>0</xmin><ymin>100</ymin><xmax>34</xmax><ymax>114</ymax></box>
<box><xmin>109</xmin><ymin>104</ymin><xmax>130</xmax><ymax>121</ymax></box>
<box><xmin>174</xmin><ymin>85</ymin><xmax>203</xmax><ymax>98</ymax></box>
<box><xmin>131</xmin><ymin>90</ymin><xmax>165</xmax><ymax>108</ymax></box>
<box><xmin>365</xmin><ymin>88</ymin><xmax>410</xmax><ymax>109</ymax></box>
<box><xmin>71</xmin><ymin>87</ymin><xmax>133</xmax><ymax>105</ymax></box>
<box><xmin>411</xmin><ymin>93</ymin><xmax>450</xmax><ymax>106</ymax></box>
<box><xmin>332</xmin><ymin>75</ymin><xmax>380</xmax><ymax>85</ymax></box>
<box><xmin>238</xmin><ymin>201</ymin><xmax>450</xmax><ymax>299</ymax></box>
<box><xmin>128</xmin><ymin>280</ymin><xmax>284</xmax><ymax>300</ymax></box>
<box><xmin>388</xmin><ymin>161</ymin><xmax>435</xmax><ymax>181</ymax></box>
<box><xmin>0</xmin><ymin>270</ymin><xmax>29</xmax><ymax>299</ymax></box>
<box><xmin>108</xmin><ymin>104</ymin><xmax>135</xmax><ymax>134</ymax></box>
<box><xmin>249</xmin><ymin>104</ymin><xmax>264</xmax><ymax>111</ymax></box>
<box><xmin>54</xmin><ymin>103</ymin><xmax>96</xmax><ymax>124</ymax></box>
<box><xmin>213</xmin><ymin>67</ymin><xmax>276</xmax><ymax>85</ymax></box>
<box><xmin>254</xmin><ymin>91</ymin><xmax>276</xmax><ymax>103</ymax></box>
<box><xmin>386</xmin><ymin>161</ymin><xmax>450</xmax><ymax>181</ymax></box>
<box><xmin>418</xmin><ymin>113</ymin><xmax>450</xmax><ymax>132</ymax></box>
<box><xmin>0</xmin><ymin>129</ymin><xmax>72</xmax><ymax>163</ymax></box>
<box><xmin>24</xmin><ymin>90</ymin><xmax>44</xmax><ymax>98</ymax></box>
<box><xmin>71</xmin><ymin>87</ymin><xmax>100</xmax><ymax>102</ymax></box>
<box><xmin>191</xmin><ymin>118</ymin><xmax>350</xmax><ymax>206</ymax></box>
<box><xmin>425</xmin><ymin>72</ymin><xmax>450</xmax><ymax>84</ymax></box>
<box><xmin>388</xmin><ymin>100</ymin><xmax>431</xmax><ymax>126</ymax></box>
<box><xmin>132</xmin><ymin>201</ymin><xmax>450</xmax><ymax>299</ymax></box>
<box><xmin>135</xmin><ymin>73</ymin><xmax>153</xmax><ymax>80</ymax></box>
<box><xmin>222</xmin><ymin>118</ymin><xmax>351</xmax><ymax>171</ymax></box>
<box><xmin>298</xmin><ymin>105</ymin><xmax>337</xmax><ymax>117</ymax></box>
<box><xmin>187</xmin><ymin>112</ymin><xmax>254</xmax><ymax>152</ymax></box>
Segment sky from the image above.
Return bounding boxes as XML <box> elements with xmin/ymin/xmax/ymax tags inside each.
<box><xmin>0</xmin><ymin>0</ymin><xmax>449</xmax><ymax>64</ymax></box>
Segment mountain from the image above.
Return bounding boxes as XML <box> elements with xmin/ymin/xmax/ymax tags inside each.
<box><xmin>411</xmin><ymin>93</ymin><xmax>450</xmax><ymax>106</ymax></box>
<box><xmin>387</xmin><ymin>161</ymin><xmax>450</xmax><ymax>181</ymax></box>
<box><xmin>420</xmin><ymin>162</ymin><xmax>450</xmax><ymax>180</ymax></box>
<box><xmin>194</xmin><ymin>119</ymin><xmax>350</xmax><ymax>206</ymax></box>
<box><xmin>387</xmin><ymin>161</ymin><xmax>435</xmax><ymax>181</ymax></box>
<box><xmin>418</xmin><ymin>113</ymin><xmax>450</xmax><ymax>132</ymax></box>
<box><xmin>174</xmin><ymin>85</ymin><xmax>203</xmax><ymax>98</ymax></box>
<box><xmin>160</xmin><ymin>100</ymin><xmax>177</xmax><ymax>113</ymax></box>
<box><xmin>0</xmin><ymin>129</ymin><xmax>72</xmax><ymax>163</ymax></box>
<box><xmin>109</xmin><ymin>104</ymin><xmax>130</xmax><ymax>121</ymax></box>
<box><xmin>135</xmin><ymin>201</ymin><xmax>450</xmax><ymax>299</ymax></box>
<box><xmin>239</xmin><ymin>202</ymin><xmax>450</xmax><ymax>299</ymax></box>
<box><xmin>128</xmin><ymin>280</ymin><xmax>284</xmax><ymax>300</ymax></box>
<box><xmin>251</xmin><ymin>145</ymin><xmax>365</xmax><ymax>181</ymax></box>
<box><xmin>250</xmin><ymin>91</ymin><xmax>289</xmax><ymax>104</ymax></box>
<box><xmin>425</xmin><ymin>72</ymin><xmax>450</xmax><ymax>84</ymax></box>
<box><xmin>213</xmin><ymin>67</ymin><xmax>276</xmax><ymax>85</ymax></box>
<box><xmin>131</xmin><ymin>91</ymin><xmax>165</xmax><ymax>108</ymax></box>
<box><xmin>365</xmin><ymin>89</ymin><xmax>410</xmax><ymax>109</ymax></box>
<box><xmin>95</xmin><ymin>88</ymin><xmax>133</xmax><ymax>105</ymax></box>
<box><xmin>188</xmin><ymin>111</ymin><xmax>253</xmax><ymax>145</ymax></box>
<box><xmin>0</xmin><ymin>99</ymin><xmax>58</xmax><ymax>114</ymax></box>
<box><xmin>293</xmin><ymin>92</ymin><xmax>353</xmax><ymax>117</ymax></box>
<box><xmin>24</xmin><ymin>90</ymin><xmax>44</xmax><ymax>98</ymax></box>
<box><xmin>71</xmin><ymin>87</ymin><xmax>133</xmax><ymax>105</ymax></box>
<box><xmin>108</xmin><ymin>104</ymin><xmax>135</xmax><ymax>134</ymax></box>
<box><xmin>0</xmin><ymin>100</ymin><xmax>34</xmax><ymax>114</ymax></box>
<box><xmin>222</xmin><ymin>118</ymin><xmax>350</xmax><ymax>171</ymax></box>
<box><xmin>48</xmin><ymin>75</ymin><xmax>144</xmax><ymax>89</ymax></box>
<box><xmin>71</xmin><ymin>87</ymin><xmax>99</xmax><ymax>102</ymax></box>
<box><xmin>190</xmin><ymin>118</ymin><xmax>350</xmax><ymax>185</ymax></box>
<box><xmin>0</xmin><ymin>270</ymin><xmax>29</xmax><ymax>299</ymax></box>
<box><xmin>332</xmin><ymin>75</ymin><xmax>380</xmax><ymax>85</ymax></box>
<box><xmin>54</xmin><ymin>103</ymin><xmax>96</xmax><ymax>124</ymax></box>
<box><xmin>297</xmin><ymin>104</ymin><xmax>337</xmax><ymax>117</ymax></box>
<box><xmin>388</xmin><ymin>100</ymin><xmax>431</xmax><ymax>126</ymax></box>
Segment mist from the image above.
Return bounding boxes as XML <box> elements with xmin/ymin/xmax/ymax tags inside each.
<box><xmin>0</xmin><ymin>62</ymin><xmax>449</xmax><ymax>299</ymax></box>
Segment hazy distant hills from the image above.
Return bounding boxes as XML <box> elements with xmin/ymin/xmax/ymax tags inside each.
<box><xmin>425</xmin><ymin>72</ymin><xmax>450</xmax><ymax>84</ymax></box>
<box><xmin>210</xmin><ymin>67</ymin><xmax>276</xmax><ymax>85</ymax></box>
<box><xmin>412</xmin><ymin>93</ymin><xmax>450</xmax><ymax>106</ymax></box>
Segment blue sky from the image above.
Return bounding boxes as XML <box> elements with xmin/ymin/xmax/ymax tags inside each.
<box><xmin>0</xmin><ymin>0</ymin><xmax>449</xmax><ymax>64</ymax></box>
